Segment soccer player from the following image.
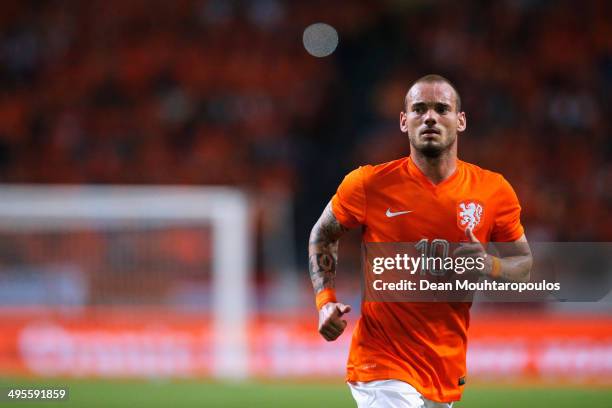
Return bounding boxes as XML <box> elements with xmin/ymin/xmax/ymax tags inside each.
<box><xmin>308</xmin><ymin>74</ymin><xmax>533</xmax><ymax>407</ymax></box>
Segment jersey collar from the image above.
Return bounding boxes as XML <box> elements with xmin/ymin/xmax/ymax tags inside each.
<box><xmin>406</xmin><ymin>155</ymin><xmax>463</xmax><ymax>190</ymax></box>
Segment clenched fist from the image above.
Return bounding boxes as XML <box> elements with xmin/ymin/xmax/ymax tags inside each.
<box><xmin>318</xmin><ymin>302</ymin><xmax>351</xmax><ymax>341</ymax></box>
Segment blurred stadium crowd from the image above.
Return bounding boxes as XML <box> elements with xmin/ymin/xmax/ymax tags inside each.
<box><xmin>0</xmin><ymin>0</ymin><xmax>610</xmax><ymax>248</ymax></box>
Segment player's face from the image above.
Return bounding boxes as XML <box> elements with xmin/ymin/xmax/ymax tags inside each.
<box><xmin>400</xmin><ymin>82</ymin><xmax>466</xmax><ymax>158</ymax></box>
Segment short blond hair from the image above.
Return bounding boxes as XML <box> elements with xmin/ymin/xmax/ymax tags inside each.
<box><xmin>405</xmin><ymin>74</ymin><xmax>462</xmax><ymax>112</ymax></box>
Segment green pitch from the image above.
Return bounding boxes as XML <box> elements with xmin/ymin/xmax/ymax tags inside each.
<box><xmin>0</xmin><ymin>378</ymin><xmax>611</xmax><ymax>407</ymax></box>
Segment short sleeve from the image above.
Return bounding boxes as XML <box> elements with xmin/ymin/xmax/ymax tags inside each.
<box><xmin>491</xmin><ymin>176</ymin><xmax>525</xmax><ymax>242</ymax></box>
<box><xmin>331</xmin><ymin>166</ymin><xmax>368</xmax><ymax>228</ymax></box>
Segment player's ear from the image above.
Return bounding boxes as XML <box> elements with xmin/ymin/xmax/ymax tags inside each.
<box><xmin>399</xmin><ymin>111</ymin><xmax>409</xmax><ymax>133</ymax></box>
<box><xmin>457</xmin><ymin>111</ymin><xmax>467</xmax><ymax>132</ymax></box>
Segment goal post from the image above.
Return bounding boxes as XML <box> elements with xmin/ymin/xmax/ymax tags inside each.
<box><xmin>0</xmin><ymin>184</ymin><xmax>251</xmax><ymax>379</ymax></box>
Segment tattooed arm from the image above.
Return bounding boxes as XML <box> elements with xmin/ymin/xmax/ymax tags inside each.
<box><xmin>309</xmin><ymin>202</ymin><xmax>348</xmax><ymax>294</ymax></box>
<box><xmin>309</xmin><ymin>201</ymin><xmax>352</xmax><ymax>341</ymax></box>
<box><xmin>454</xmin><ymin>229</ymin><xmax>533</xmax><ymax>283</ymax></box>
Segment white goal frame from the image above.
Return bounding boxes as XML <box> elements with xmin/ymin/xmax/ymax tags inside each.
<box><xmin>0</xmin><ymin>184</ymin><xmax>251</xmax><ymax>379</ymax></box>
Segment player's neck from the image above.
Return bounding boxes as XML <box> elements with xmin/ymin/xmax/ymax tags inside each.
<box><xmin>411</xmin><ymin>150</ymin><xmax>457</xmax><ymax>185</ymax></box>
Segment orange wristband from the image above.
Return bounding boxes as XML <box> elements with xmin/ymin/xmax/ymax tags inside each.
<box><xmin>490</xmin><ymin>256</ymin><xmax>501</xmax><ymax>278</ymax></box>
<box><xmin>315</xmin><ymin>288</ymin><xmax>337</xmax><ymax>310</ymax></box>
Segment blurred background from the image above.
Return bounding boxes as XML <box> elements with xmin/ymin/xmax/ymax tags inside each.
<box><xmin>0</xmin><ymin>0</ymin><xmax>611</xmax><ymax>407</ymax></box>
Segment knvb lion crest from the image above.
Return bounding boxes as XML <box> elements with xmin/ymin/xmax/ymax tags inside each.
<box><xmin>457</xmin><ymin>200</ymin><xmax>484</xmax><ymax>232</ymax></box>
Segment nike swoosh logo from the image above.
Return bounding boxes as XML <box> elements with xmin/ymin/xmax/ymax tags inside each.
<box><xmin>386</xmin><ymin>208</ymin><xmax>413</xmax><ymax>218</ymax></box>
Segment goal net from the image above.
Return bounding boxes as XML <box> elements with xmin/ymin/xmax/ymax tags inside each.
<box><xmin>0</xmin><ymin>185</ymin><xmax>251</xmax><ymax>379</ymax></box>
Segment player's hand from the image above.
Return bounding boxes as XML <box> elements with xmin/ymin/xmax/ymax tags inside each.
<box><xmin>453</xmin><ymin>228</ymin><xmax>492</xmax><ymax>275</ymax></box>
<box><xmin>318</xmin><ymin>302</ymin><xmax>351</xmax><ymax>341</ymax></box>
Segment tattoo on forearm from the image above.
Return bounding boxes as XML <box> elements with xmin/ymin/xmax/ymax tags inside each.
<box><xmin>309</xmin><ymin>254</ymin><xmax>337</xmax><ymax>291</ymax></box>
<box><xmin>498</xmin><ymin>255</ymin><xmax>532</xmax><ymax>282</ymax></box>
<box><xmin>308</xmin><ymin>203</ymin><xmax>349</xmax><ymax>294</ymax></box>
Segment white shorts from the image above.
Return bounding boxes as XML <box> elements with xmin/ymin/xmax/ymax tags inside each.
<box><xmin>348</xmin><ymin>380</ymin><xmax>454</xmax><ymax>408</ymax></box>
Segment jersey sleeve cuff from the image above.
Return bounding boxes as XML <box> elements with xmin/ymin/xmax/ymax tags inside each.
<box><xmin>331</xmin><ymin>195</ymin><xmax>361</xmax><ymax>229</ymax></box>
<box><xmin>493</xmin><ymin>224</ymin><xmax>524</xmax><ymax>242</ymax></box>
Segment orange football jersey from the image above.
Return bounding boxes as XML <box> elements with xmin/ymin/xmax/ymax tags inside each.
<box><xmin>331</xmin><ymin>156</ymin><xmax>524</xmax><ymax>402</ymax></box>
